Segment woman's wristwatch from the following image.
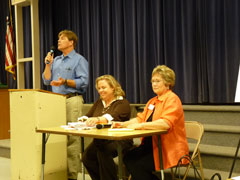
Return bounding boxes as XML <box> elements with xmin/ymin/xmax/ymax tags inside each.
<box><xmin>64</xmin><ymin>79</ymin><xmax>68</xmax><ymax>86</ymax></box>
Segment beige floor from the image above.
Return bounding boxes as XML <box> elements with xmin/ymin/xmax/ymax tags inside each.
<box><xmin>0</xmin><ymin>157</ymin><xmax>10</xmax><ymax>180</ymax></box>
<box><xmin>0</xmin><ymin>157</ymin><xmax>91</xmax><ymax>180</ymax></box>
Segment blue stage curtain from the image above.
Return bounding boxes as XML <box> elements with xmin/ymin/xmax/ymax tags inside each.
<box><xmin>1</xmin><ymin>0</ymin><xmax>240</xmax><ymax>104</ymax></box>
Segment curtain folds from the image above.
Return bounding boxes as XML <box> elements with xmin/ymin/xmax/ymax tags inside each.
<box><xmin>1</xmin><ymin>0</ymin><xmax>240</xmax><ymax>104</ymax></box>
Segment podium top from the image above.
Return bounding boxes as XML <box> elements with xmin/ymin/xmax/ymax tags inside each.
<box><xmin>8</xmin><ymin>89</ymin><xmax>66</xmax><ymax>97</ymax></box>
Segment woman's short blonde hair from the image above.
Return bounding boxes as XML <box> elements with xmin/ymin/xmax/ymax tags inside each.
<box><xmin>58</xmin><ymin>30</ymin><xmax>78</xmax><ymax>49</ymax></box>
<box><xmin>95</xmin><ymin>75</ymin><xmax>125</xmax><ymax>97</ymax></box>
<box><xmin>152</xmin><ymin>65</ymin><xmax>175</xmax><ymax>89</ymax></box>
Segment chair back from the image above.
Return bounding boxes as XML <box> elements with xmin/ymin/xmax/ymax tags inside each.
<box><xmin>185</xmin><ymin>121</ymin><xmax>204</xmax><ymax>140</ymax></box>
<box><xmin>170</xmin><ymin>121</ymin><xmax>205</xmax><ymax>180</ymax></box>
<box><xmin>185</xmin><ymin>121</ymin><xmax>204</xmax><ymax>161</ymax></box>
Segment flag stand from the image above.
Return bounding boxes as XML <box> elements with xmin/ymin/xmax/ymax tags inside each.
<box><xmin>7</xmin><ymin>71</ymin><xmax>9</xmax><ymax>89</ymax></box>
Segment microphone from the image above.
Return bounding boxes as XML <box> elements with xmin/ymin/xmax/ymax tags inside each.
<box><xmin>50</xmin><ymin>46</ymin><xmax>55</xmax><ymax>55</ymax></box>
<box><xmin>96</xmin><ymin>124</ymin><xmax>112</xmax><ymax>129</ymax></box>
<box><xmin>46</xmin><ymin>46</ymin><xmax>55</xmax><ymax>64</ymax></box>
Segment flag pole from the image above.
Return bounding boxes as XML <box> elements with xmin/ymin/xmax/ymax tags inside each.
<box><xmin>8</xmin><ymin>0</ymin><xmax>11</xmax><ymax>88</ymax></box>
<box><xmin>7</xmin><ymin>0</ymin><xmax>12</xmax><ymax>88</ymax></box>
<box><xmin>7</xmin><ymin>69</ymin><xmax>9</xmax><ymax>89</ymax></box>
<box><xmin>9</xmin><ymin>0</ymin><xmax>13</xmax><ymax>27</ymax></box>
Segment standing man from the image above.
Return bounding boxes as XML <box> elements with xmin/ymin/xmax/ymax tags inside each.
<box><xmin>42</xmin><ymin>30</ymin><xmax>89</xmax><ymax>180</ymax></box>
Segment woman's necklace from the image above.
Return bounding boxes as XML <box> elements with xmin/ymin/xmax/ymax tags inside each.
<box><xmin>102</xmin><ymin>97</ymin><xmax>116</xmax><ymax>114</ymax></box>
<box><xmin>102</xmin><ymin>104</ymin><xmax>111</xmax><ymax>114</ymax></box>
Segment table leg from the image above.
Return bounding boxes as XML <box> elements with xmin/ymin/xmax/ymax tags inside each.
<box><xmin>41</xmin><ymin>133</ymin><xmax>46</xmax><ymax>180</ymax></box>
<box><xmin>229</xmin><ymin>138</ymin><xmax>240</xmax><ymax>178</ymax></box>
<box><xmin>158</xmin><ymin>135</ymin><xmax>164</xmax><ymax>180</ymax></box>
<box><xmin>81</xmin><ymin>137</ymin><xmax>85</xmax><ymax>180</ymax></box>
<box><xmin>117</xmin><ymin>142</ymin><xmax>123</xmax><ymax>180</ymax></box>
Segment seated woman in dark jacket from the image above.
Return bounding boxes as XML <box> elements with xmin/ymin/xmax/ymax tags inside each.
<box><xmin>81</xmin><ymin>74</ymin><xmax>133</xmax><ymax>180</ymax></box>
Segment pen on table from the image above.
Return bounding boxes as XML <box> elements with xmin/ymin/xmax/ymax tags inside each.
<box><xmin>111</xmin><ymin>122</ymin><xmax>117</xmax><ymax>129</ymax></box>
<box><xmin>110</xmin><ymin>122</ymin><xmax>113</xmax><ymax>129</ymax></box>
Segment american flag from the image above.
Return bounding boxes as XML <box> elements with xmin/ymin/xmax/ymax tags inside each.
<box><xmin>5</xmin><ymin>16</ymin><xmax>16</xmax><ymax>80</ymax></box>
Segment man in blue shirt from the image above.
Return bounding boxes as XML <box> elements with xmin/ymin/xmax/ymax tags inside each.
<box><xmin>42</xmin><ymin>30</ymin><xmax>89</xmax><ymax>180</ymax></box>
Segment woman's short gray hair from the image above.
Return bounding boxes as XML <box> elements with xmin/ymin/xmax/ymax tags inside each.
<box><xmin>152</xmin><ymin>65</ymin><xmax>175</xmax><ymax>89</ymax></box>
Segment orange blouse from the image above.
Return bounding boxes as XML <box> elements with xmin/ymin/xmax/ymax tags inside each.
<box><xmin>137</xmin><ymin>90</ymin><xmax>189</xmax><ymax>170</ymax></box>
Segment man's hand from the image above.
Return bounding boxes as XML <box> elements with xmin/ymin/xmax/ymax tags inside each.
<box><xmin>50</xmin><ymin>77</ymin><xmax>65</xmax><ymax>86</ymax></box>
<box><xmin>44</xmin><ymin>52</ymin><xmax>54</xmax><ymax>65</ymax></box>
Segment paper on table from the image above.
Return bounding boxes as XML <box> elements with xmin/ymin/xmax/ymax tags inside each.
<box><xmin>61</xmin><ymin>125</ymin><xmax>75</xmax><ymax>130</ymax></box>
<box><xmin>231</xmin><ymin>176</ymin><xmax>240</xmax><ymax>180</ymax></box>
<box><xmin>108</xmin><ymin>128</ymin><xmax>134</xmax><ymax>132</ymax></box>
<box><xmin>61</xmin><ymin>122</ymin><xmax>94</xmax><ymax>130</ymax></box>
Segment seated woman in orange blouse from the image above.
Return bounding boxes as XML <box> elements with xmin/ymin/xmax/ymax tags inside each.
<box><xmin>112</xmin><ymin>65</ymin><xmax>189</xmax><ymax>180</ymax></box>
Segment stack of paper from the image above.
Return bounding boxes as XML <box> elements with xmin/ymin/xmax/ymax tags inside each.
<box><xmin>61</xmin><ymin>122</ymin><xmax>94</xmax><ymax>130</ymax></box>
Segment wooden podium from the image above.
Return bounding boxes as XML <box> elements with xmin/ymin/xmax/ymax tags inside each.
<box><xmin>0</xmin><ymin>88</ymin><xmax>10</xmax><ymax>139</ymax></box>
<box><xmin>9</xmin><ymin>89</ymin><xmax>67</xmax><ymax>180</ymax></box>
